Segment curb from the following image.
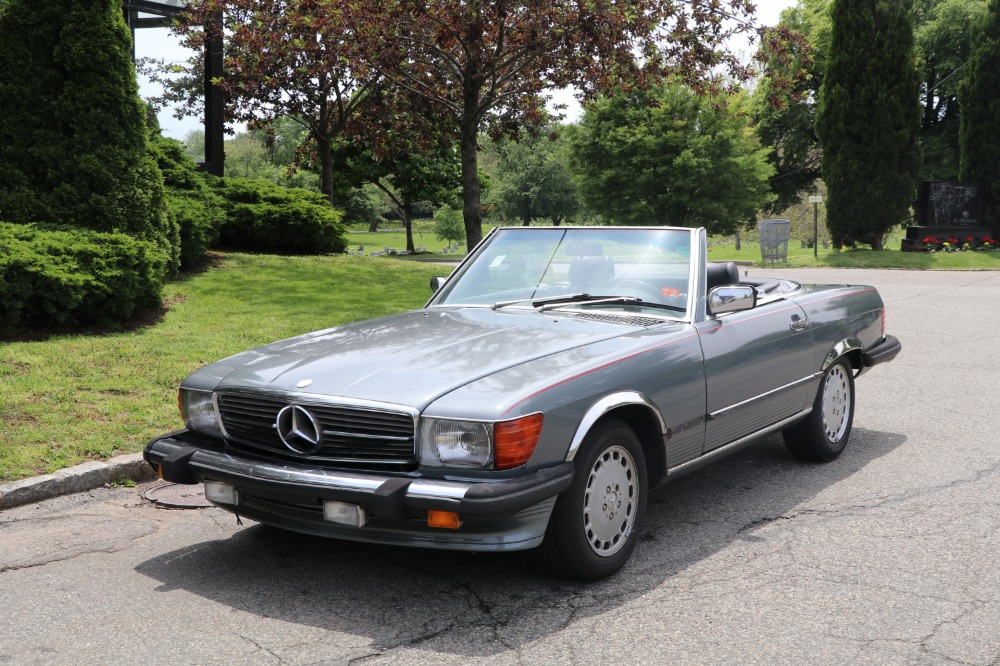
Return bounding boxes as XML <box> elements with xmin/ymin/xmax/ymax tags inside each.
<box><xmin>0</xmin><ymin>453</ymin><xmax>156</xmax><ymax>511</ymax></box>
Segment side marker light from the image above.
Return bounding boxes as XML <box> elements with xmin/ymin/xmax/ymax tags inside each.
<box><xmin>427</xmin><ymin>510</ymin><xmax>461</xmax><ymax>529</ymax></box>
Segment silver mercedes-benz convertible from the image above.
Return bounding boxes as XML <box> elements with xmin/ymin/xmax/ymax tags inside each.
<box><xmin>145</xmin><ymin>226</ymin><xmax>900</xmax><ymax>579</ymax></box>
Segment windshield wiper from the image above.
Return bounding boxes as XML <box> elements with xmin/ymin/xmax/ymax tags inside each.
<box><xmin>491</xmin><ymin>293</ymin><xmax>590</xmax><ymax>310</ymax></box>
<box><xmin>541</xmin><ymin>296</ymin><xmax>686</xmax><ymax>313</ymax></box>
<box><xmin>493</xmin><ymin>293</ymin><xmax>685</xmax><ymax>313</ymax></box>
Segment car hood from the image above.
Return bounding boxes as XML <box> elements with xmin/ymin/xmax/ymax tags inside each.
<box><xmin>203</xmin><ymin>307</ymin><xmax>660</xmax><ymax>409</ymax></box>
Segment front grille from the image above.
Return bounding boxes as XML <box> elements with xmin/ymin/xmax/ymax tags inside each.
<box><xmin>217</xmin><ymin>392</ymin><xmax>416</xmax><ymax>467</ymax></box>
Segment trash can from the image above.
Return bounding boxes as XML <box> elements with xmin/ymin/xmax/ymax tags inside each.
<box><xmin>758</xmin><ymin>219</ymin><xmax>790</xmax><ymax>264</ymax></box>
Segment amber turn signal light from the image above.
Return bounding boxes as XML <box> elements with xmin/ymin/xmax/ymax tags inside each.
<box><xmin>427</xmin><ymin>510</ymin><xmax>461</xmax><ymax>529</ymax></box>
<box><xmin>494</xmin><ymin>413</ymin><xmax>543</xmax><ymax>470</ymax></box>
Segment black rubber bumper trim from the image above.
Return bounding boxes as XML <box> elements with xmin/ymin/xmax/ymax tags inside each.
<box><xmin>862</xmin><ymin>334</ymin><xmax>902</xmax><ymax>367</ymax></box>
<box><xmin>455</xmin><ymin>462</ymin><xmax>574</xmax><ymax>516</ymax></box>
<box><xmin>144</xmin><ymin>433</ymin><xmax>575</xmax><ymax>522</ymax></box>
<box><xmin>143</xmin><ymin>430</ymin><xmax>223</xmax><ymax>482</ymax></box>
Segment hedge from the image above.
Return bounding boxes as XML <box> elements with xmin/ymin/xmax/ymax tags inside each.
<box><xmin>213</xmin><ymin>178</ymin><xmax>347</xmax><ymax>254</ymax></box>
<box><xmin>150</xmin><ymin>135</ymin><xmax>225</xmax><ymax>268</ymax></box>
<box><xmin>0</xmin><ymin>222</ymin><xmax>165</xmax><ymax>336</ymax></box>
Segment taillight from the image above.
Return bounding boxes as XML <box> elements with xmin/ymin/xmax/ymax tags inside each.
<box><xmin>881</xmin><ymin>307</ymin><xmax>886</xmax><ymax>336</ymax></box>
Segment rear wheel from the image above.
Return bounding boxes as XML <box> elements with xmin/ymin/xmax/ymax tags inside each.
<box><xmin>539</xmin><ymin>418</ymin><xmax>647</xmax><ymax>580</ymax></box>
<box><xmin>784</xmin><ymin>358</ymin><xmax>855</xmax><ymax>461</ymax></box>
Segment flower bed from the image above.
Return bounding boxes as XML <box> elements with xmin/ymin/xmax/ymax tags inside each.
<box><xmin>920</xmin><ymin>235</ymin><xmax>996</xmax><ymax>252</ymax></box>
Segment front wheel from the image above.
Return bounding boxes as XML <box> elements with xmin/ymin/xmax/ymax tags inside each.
<box><xmin>539</xmin><ymin>418</ymin><xmax>647</xmax><ymax>580</ymax></box>
<box><xmin>783</xmin><ymin>358</ymin><xmax>855</xmax><ymax>461</ymax></box>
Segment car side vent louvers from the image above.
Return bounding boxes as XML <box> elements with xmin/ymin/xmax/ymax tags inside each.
<box><xmin>216</xmin><ymin>393</ymin><xmax>416</xmax><ymax>468</ymax></box>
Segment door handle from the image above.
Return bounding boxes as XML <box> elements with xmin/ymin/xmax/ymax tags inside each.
<box><xmin>789</xmin><ymin>314</ymin><xmax>809</xmax><ymax>331</ymax></box>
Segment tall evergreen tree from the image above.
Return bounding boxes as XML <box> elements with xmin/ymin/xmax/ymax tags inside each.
<box><xmin>959</xmin><ymin>0</ymin><xmax>1000</xmax><ymax>225</ymax></box>
<box><xmin>0</xmin><ymin>0</ymin><xmax>176</xmax><ymax>269</ymax></box>
<box><xmin>816</xmin><ymin>0</ymin><xmax>922</xmax><ymax>249</ymax></box>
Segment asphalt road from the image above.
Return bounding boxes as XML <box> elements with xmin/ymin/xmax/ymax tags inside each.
<box><xmin>2</xmin><ymin>268</ymin><xmax>999</xmax><ymax>666</ymax></box>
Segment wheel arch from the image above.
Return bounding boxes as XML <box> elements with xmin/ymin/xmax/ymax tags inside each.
<box><xmin>566</xmin><ymin>392</ymin><xmax>667</xmax><ymax>487</ymax></box>
<box><xmin>823</xmin><ymin>337</ymin><xmax>864</xmax><ymax>373</ymax></box>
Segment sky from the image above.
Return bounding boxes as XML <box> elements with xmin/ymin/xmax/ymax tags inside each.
<box><xmin>135</xmin><ymin>0</ymin><xmax>798</xmax><ymax>140</ymax></box>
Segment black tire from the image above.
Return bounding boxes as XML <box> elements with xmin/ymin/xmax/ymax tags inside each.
<box><xmin>783</xmin><ymin>358</ymin><xmax>855</xmax><ymax>461</ymax></box>
<box><xmin>539</xmin><ymin>418</ymin><xmax>647</xmax><ymax>581</ymax></box>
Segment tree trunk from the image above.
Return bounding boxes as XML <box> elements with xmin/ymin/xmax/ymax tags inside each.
<box><xmin>459</xmin><ymin>121</ymin><xmax>482</xmax><ymax>251</ymax></box>
<box><xmin>924</xmin><ymin>65</ymin><xmax>936</xmax><ymax>128</ymax></box>
<box><xmin>460</xmin><ymin>100</ymin><xmax>483</xmax><ymax>252</ymax></box>
<box><xmin>368</xmin><ymin>218</ymin><xmax>380</xmax><ymax>233</ymax></box>
<box><xmin>318</xmin><ymin>135</ymin><xmax>335</xmax><ymax>205</ymax></box>
<box><xmin>403</xmin><ymin>200</ymin><xmax>415</xmax><ymax>253</ymax></box>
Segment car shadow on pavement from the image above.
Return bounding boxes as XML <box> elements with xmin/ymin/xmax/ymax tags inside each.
<box><xmin>134</xmin><ymin>427</ymin><xmax>905</xmax><ymax>658</ymax></box>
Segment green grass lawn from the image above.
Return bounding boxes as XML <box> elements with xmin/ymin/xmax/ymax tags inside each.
<box><xmin>706</xmin><ymin>239</ymin><xmax>1000</xmax><ymax>269</ymax></box>
<box><xmin>346</xmin><ymin>220</ymin><xmax>467</xmax><ymax>257</ymax></box>
<box><xmin>0</xmin><ymin>253</ymin><xmax>445</xmax><ymax>482</ymax></box>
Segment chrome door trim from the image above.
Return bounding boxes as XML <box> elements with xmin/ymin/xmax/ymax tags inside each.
<box><xmin>707</xmin><ymin>373</ymin><xmax>822</xmax><ymax>420</ymax></box>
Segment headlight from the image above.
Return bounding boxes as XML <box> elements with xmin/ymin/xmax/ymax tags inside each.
<box><xmin>178</xmin><ymin>388</ymin><xmax>223</xmax><ymax>436</ymax></box>
<box><xmin>419</xmin><ymin>414</ymin><xmax>543</xmax><ymax>470</ymax></box>
<box><xmin>420</xmin><ymin>419</ymin><xmax>492</xmax><ymax>468</ymax></box>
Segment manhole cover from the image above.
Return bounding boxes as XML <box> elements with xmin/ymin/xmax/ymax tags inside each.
<box><xmin>143</xmin><ymin>483</ymin><xmax>213</xmax><ymax>509</ymax></box>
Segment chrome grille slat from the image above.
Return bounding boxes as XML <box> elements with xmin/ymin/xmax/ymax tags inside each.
<box><xmin>323</xmin><ymin>430</ymin><xmax>410</xmax><ymax>442</ymax></box>
<box><xmin>216</xmin><ymin>393</ymin><xmax>416</xmax><ymax>467</ymax></box>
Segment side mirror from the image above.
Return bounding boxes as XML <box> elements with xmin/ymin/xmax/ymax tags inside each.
<box><xmin>708</xmin><ymin>285</ymin><xmax>757</xmax><ymax>315</ymax></box>
<box><xmin>430</xmin><ymin>276</ymin><xmax>448</xmax><ymax>293</ymax></box>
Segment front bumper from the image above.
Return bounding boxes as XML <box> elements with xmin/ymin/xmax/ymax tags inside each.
<box><xmin>144</xmin><ymin>431</ymin><xmax>574</xmax><ymax>551</ymax></box>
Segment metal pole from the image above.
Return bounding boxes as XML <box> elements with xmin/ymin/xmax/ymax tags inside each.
<box><xmin>813</xmin><ymin>201</ymin><xmax>818</xmax><ymax>258</ymax></box>
<box><xmin>204</xmin><ymin>11</ymin><xmax>225</xmax><ymax>176</ymax></box>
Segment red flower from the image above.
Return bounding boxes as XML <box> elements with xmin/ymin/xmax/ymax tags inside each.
<box><xmin>948</xmin><ymin>237</ymin><xmax>960</xmax><ymax>244</ymax></box>
<box><xmin>984</xmin><ymin>237</ymin><xmax>996</xmax><ymax>244</ymax></box>
<box><xmin>967</xmin><ymin>237</ymin><xmax>975</xmax><ymax>242</ymax></box>
<box><xmin>922</xmin><ymin>237</ymin><xmax>939</xmax><ymax>244</ymax></box>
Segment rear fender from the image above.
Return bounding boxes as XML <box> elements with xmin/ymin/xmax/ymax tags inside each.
<box><xmin>823</xmin><ymin>337</ymin><xmax>863</xmax><ymax>373</ymax></box>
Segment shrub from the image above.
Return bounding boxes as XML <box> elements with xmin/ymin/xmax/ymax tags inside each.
<box><xmin>0</xmin><ymin>0</ymin><xmax>178</xmax><ymax>271</ymax></box>
<box><xmin>0</xmin><ymin>223</ymin><xmax>164</xmax><ymax>336</ymax></box>
<box><xmin>150</xmin><ymin>134</ymin><xmax>225</xmax><ymax>267</ymax></box>
<box><xmin>213</xmin><ymin>178</ymin><xmax>347</xmax><ymax>254</ymax></box>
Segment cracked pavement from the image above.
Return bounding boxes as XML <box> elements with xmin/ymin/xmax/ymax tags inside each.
<box><xmin>1</xmin><ymin>268</ymin><xmax>999</xmax><ymax>665</ymax></box>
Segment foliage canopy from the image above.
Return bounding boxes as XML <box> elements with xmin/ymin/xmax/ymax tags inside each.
<box><xmin>959</xmin><ymin>0</ymin><xmax>1000</xmax><ymax>225</ymax></box>
<box><xmin>488</xmin><ymin>129</ymin><xmax>581</xmax><ymax>226</ymax></box>
<box><xmin>566</xmin><ymin>85</ymin><xmax>775</xmax><ymax>234</ymax></box>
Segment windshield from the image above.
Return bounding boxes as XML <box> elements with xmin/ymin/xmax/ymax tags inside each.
<box><xmin>431</xmin><ymin>227</ymin><xmax>693</xmax><ymax>316</ymax></box>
